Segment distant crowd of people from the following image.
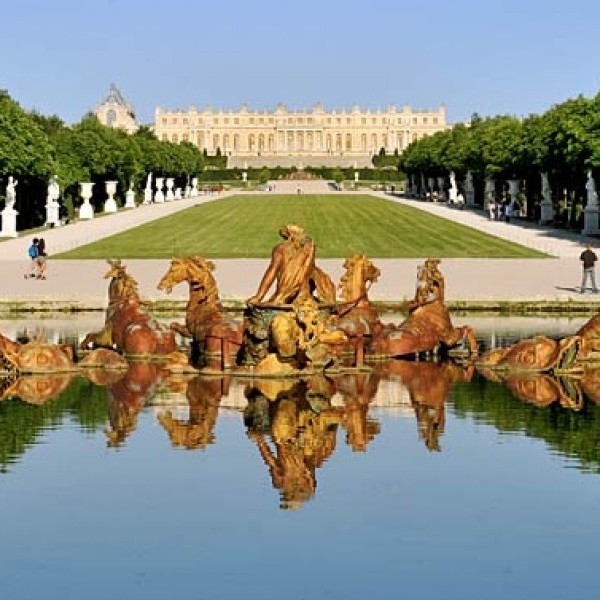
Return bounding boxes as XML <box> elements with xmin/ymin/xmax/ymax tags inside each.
<box><xmin>25</xmin><ymin>238</ymin><xmax>48</xmax><ymax>280</ymax></box>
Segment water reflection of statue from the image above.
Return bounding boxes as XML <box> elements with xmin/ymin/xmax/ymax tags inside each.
<box><xmin>586</xmin><ymin>170</ymin><xmax>597</xmax><ymax>207</ymax></box>
<box><xmin>244</xmin><ymin>378</ymin><xmax>341</xmax><ymax>509</ymax></box>
<box><xmin>158</xmin><ymin>376</ymin><xmax>227</xmax><ymax>450</ymax></box>
<box><xmin>5</xmin><ymin>176</ymin><xmax>17</xmax><ymax>209</ymax></box>
<box><xmin>248</xmin><ymin>225</ymin><xmax>335</xmax><ymax>305</ymax></box>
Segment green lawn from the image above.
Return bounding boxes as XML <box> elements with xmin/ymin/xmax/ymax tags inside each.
<box><xmin>56</xmin><ymin>194</ymin><xmax>548</xmax><ymax>259</ymax></box>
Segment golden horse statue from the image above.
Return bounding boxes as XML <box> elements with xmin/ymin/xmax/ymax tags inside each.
<box><xmin>157</xmin><ymin>256</ymin><xmax>243</xmax><ymax>369</ymax></box>
<box><xmin>336</xmin><ymin>254</ymin><xmax>383</xmax><ymax>339</ymax></box>
<box><xmin>81</xmin><ymin>260</ymin><xmax>177</xmax><ymax>357</ymax></box>
<box><xmin>370</xmin><ymin>258</ymin><xmax>478</xmax><ymax>358</ymax></box>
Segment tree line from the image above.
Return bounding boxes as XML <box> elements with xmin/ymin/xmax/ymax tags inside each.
<box><xmin>398</xmin><ymin>93</ymin><xmax>600</xmax><ymax>225</ymax></box>
<box><xmin>0</xmin><ymin>90</ymin><xmax>205</xmax><ymax>229</ymax></box>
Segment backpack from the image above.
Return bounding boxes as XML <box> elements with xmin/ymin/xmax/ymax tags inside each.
<box><xmin>28</xmin><ymin>244</ymin><xmax>37</xmax><ymax>259</ymax></box>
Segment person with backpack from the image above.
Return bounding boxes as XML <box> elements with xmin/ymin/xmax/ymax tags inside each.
<box><xmin>24</xmin><ymin>238</ymin><xmax>38</xmax><ymax>279</ymax></box>
<box><xmin>36</xmin><ymin>238</ymin><xmax>48</xmax><ymax>280</ymax></box>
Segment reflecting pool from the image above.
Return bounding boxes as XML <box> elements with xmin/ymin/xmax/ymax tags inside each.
<box><xmin>0</xmin><ymin>315</ymin><xmax>599</xmax><ymax>600</ymax></box>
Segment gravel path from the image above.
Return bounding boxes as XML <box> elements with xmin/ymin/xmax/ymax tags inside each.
<box><xmin>0</xmin><ymin>191</ymin><xmax>596</xmax><ymax>307</ymax></box>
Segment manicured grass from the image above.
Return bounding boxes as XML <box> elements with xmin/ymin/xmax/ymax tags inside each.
<box><xmin>56</xmin><ymin>194</ymin><xmax>548</xmax><ymax>259</ymax></box>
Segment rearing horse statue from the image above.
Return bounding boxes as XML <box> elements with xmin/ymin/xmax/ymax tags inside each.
<box><xmin>157</xmin><ymin>257</ymin><xmax>243</xmax><ymax>369</ymax></box>
<box><xmin>81</xmin><ymin>260</ymin><xmax>177</xmax><ymax>357</ymax></box>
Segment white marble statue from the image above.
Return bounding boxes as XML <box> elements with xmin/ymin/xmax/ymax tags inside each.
<box><xmin>46</xmin><ymin>175</ymin><xmax>61</xmax><ymax>226</ymax></box>
<box><xmin>465</xmin><ymin>171</ymin><xmax>475</xmax><ymax>206</ymax></box>
<box><xmin>586</xmin><ymin>170</ymin><xmax>597</xmax><ymax>207</ymax></box>
<box><xmin>1</xmin><ymin>176</ymin><xmax>18</xmax><ymax>237</ymax></box>
<box><xmin>143</xmin><ymin>173</ymin><xmax>153</xmax><ymax>204</ymax></box>
<box><xmin>541</xmin><ymin>173</ymin><xmax>551</xmax><ymax>203</ymax></box>
<box><xmin>191</xmin><ymin>177</ymin><xmax>199</xmax><ymax>196</ymax></box>
<box><xmin>448</xmin><ymin>171</ymin><xmax>458</xmax><ymax>203</ymax></box>
<box><xmin>5</xmin><ymin>176</ymin><xmax>17</xmax><ymax>209</ymax></box>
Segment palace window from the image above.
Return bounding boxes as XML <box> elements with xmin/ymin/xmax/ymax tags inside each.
<box><xmin>172</xmin><ymin>134</ymin><xmax>178</xmax><ymax>142</ymax></box>
<box><xmin>162</xmin><ymin>118</ymin><xmax>167</xmax><ymax>125</ymax></box>
<box><xmin>412</xmin><ymin>117</ymin><xmax>417</xmax><ymax>124</ymax></box>
<box><xmin>307</xmin><ymin>117</ymin><xmax>313</xmax><ymax>124</ymax></box>
<box><xmin>183</xmin><ymin>118</ymin><xmax>188</xmax><ymax>124</ymax></box>
<box><xmin>269</xmin><ymin>118</ymin><xmax>274</xmax><ymax>124</ymax></box>
<box><xmin>224</xmin><ymin>118</ymin><xmax>229</xmax><ymax>124</ymax></box>
<box><xmin>362</xmin><ymin>118</ymin><xmax>366</xmax><ymax>125</ymax></box>
<box><xmin>198</xmin><ymin>118</ymin><xmax>203</xmax><ymax>125</ymax></box>
<box><xmin>337</xmin><ymin>117</ymin><xmax>341</xmax><ymax>124</ymax></box>
<box><xmin>234</xmin><ymin>118</ymin><xmax>239</xmax><ymax>124</ymax></box>
<box><xmin>423</xmin><ymin>117</ymin><xmax>428</xmax><ymax>124</ymax></box>
<box><xmin>327</xmin><ymin>118</ymin><xmax>332</xmax><ymax>124</ymax></box>
<box><xmin>183</xmin><ymin>133</ymin><xmax>189</xmax><ymax>141</ymax></box>
<box><xmin>214</xmin><ymin>118</ymin><xmax>219</xmax><ymax>124</ymax></box>
<box><xmin>433</xmin><ymin>117</ymin><xmax>438</xmax><ymax>124</ymax></box>
<box><xmin>347</xmin><ymin>118</ymin><xmax>351</xmax><ymax>124</ymax></box>
<box><xmin>298</xmin><ymin>118</ymin><xmax>303</xmax><ymax>124</ymax></box>
<box><xmin>372</xmin><ymin>117</ymin><xmax>376</xmax><ymax>124</ymax></box>
<box><xmin>250</xmin><ymin>118</ymin><xmax>254</xmax><ymax>124</ymax></box>
<box><xmin>162</xmin><ymin>134</ymin><xmax>168</xmax><ymax>141</ymax></box>
<box><xmin>171</xmin><ymin>118</ymin><xmax>177</xmax><ymax>124</ymax></box>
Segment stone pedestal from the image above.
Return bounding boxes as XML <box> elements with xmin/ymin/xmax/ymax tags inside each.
<box><xmin>165</xmin><ymin>178</ymin><xmax>175</xmax><ymax>201</ymax></box>
<box><xmin>154</xmin><ymin>177</ymin><xmax>165</xmax><ymax>203</ymax></box>
<box><xmin>0</xmin><ymin>208</ymin><xmax>18</xmax><ymax>237</ymax></box>
<box><xmin>174</xmin><ymin>187</ymin><xmax>182</xmax><ymax>200</ymax></box>
<box><xmin>508</xmin><ymin>179</ymin><xmax>520</xmax><ymax>206</ymax></box>
<box><xmin>46</xmin><ymin>201</ymin><xmax>60</xmax><ymax>227</ymax></box>
<box><xmin>79</xmin><ymin>182</ymin><xmax>95</xmax><ymax>220</ymax></box>
<box><xmin>582</xmin><ymin>206</ymin><xmax>600</xmax><ymax>235</ymax></box>
<box><xmin>466</xmin><ymin>191</ymin><xmax>475</xmax><ymax>206</ymax></box>
<box><xmin>104</xmin><ymin>181</ymin><xmax>118</xmax><ymax>213</ymax></box>
<box><xmin>125</xmin><ymin>189</ymin><xmax>136</xmax><ymax>208</ymax></box>
<box><xmin>143</xmin><ymin>187</ymin><xmax>153</xmax><ymax>204</ymax></box>
<box><xmin>540</xmin><ymin>199</ymin><xmax>554</xmax><ymax>224</ymax></box>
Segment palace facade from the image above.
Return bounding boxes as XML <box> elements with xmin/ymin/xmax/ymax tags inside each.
<box><xmin>153</xmin><ymin>103</ymin><xmax>447</xmax><ymax>163</ymax></box>
<box><xmin>94</xmin><ymin>86</ymin><xmax>448</xmax><ymax>166</ymax></box>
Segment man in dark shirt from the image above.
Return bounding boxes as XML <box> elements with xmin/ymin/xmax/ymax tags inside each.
<box><xmin>580</xmin><ymin>243</ymin><xmax>598</xmax><ymax>293</ymax></box>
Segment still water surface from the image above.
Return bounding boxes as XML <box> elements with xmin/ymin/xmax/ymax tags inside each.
<box><xmin>0</xmin><ymin>315</ymin><xmax>599</xmax><ymax>600</ymax></box>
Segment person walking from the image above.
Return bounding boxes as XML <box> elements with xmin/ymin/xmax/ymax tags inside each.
<box><xmin>35</xmin><ymin>238</ymin><xmax>48</xmax><ymax>280</ymax></box>
<box><xmin>24</xmin><ymin>238</ymin><xmax>38</xmax><ymax>279</ymax></box>
<box><xmin>579</xmin><ymin>243</ymin><xmax>598</xmax><ymax>294</ymax></box>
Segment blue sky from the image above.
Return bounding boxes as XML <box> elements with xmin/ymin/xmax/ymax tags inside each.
<box><xmin>1</xmin><ymin>0</ymin><xmax>599</xmax><ymax>125</ymax></box>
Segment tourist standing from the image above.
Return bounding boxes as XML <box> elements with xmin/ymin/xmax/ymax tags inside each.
<box><xmin>579</xmin><ymin>243</ymin><xmax>598</xmax><ymax>294</ymax></box>
<box><xmin>36</xmin><ymin>238</ymin><xmax>48</xmax><ymax>279</ymax></box>
<box><xmin>25</xmin><ymin>238</ymin><xmax>38</xmax><ymax>279</ymax></box>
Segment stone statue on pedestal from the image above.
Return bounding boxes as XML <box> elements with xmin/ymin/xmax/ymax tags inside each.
<box><xmin>586</xmin><ymin>170</ymin><xmax>597</xmax><ymax>207</ymax></box>
<box><xmin>448</xmin><ymin>171</ymin><xmax>458</xmax><ymax>203</ymax></box>
<box><xmin>5</xmin><ymin>176</ymin><xmax>17</xmax><ymax>209</ymax></box>
<box><xmin>143</xmin><ymin>173</ymin><xmax>153</xmax><ymax>204</ymax></box>
<box><xmin>539</xmin><ymin>172</ymin><xmax>554</xmax><ymax>225</ymax></box>
<box><xmin>465</xmin><ymin>171</ymin><xmax>475</xmax><ymax>206</ymax></box>
<box><xmin>46</xmin><ymin>175</ymin><xmax>61</xmax><ymax>227</ymax></box>
<box><xmin>1</xmin><ymin>176</ymin><xmax>19</xmax><ymax>237</ymax></box>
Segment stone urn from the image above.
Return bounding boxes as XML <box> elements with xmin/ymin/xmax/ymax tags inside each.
<box><xmin>165</xmin><ymin>177</ymin><xmax>175</xmax><ymax>201</ymax></box>
<box><xmin>79</xmin><ymin>182</ymin><xmax>95</xmax><ymax>220</ymax></box>
<box><xmin>104</xmin><ymin>181</ymin><xmax>118</xmax><ymax>213</ymax></box>
<box><xmin>154</xmin><ymin>177</ymin><xmax>165</xmax><ymax>203</ymax></box>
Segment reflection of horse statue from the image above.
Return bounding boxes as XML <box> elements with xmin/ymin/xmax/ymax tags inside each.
<box><xmin>81</xmin><ymin>260</ymin><xmax>177</xmax><ymax>357</ymax></box>
<box><xmin>337</xmin><ymin>254</ymin><xmax>383</xmax><ymax>338</ymax></box>
<box><xmin>380</xmin><ymin>360</ymin><xmax>473</xmax><ymax>451</ymax></box>
<box><xmin>157</xmin><ymin>257</ymin><xmax>243</xmax><ymax>369</ymax></box>
<box><xmin>158</xmin><ymin>376</ymin><xmax>229</xmax><ymax>450</ymax></box>
<box><xmin>105</xmin><ymin>361</ymin><xmax>165</xmax><ymax>448</ymax></box>
<box><xmin>477</xmin><ymin>336</ymin><xmax>581</xmax><ymax>373</ymax></box>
